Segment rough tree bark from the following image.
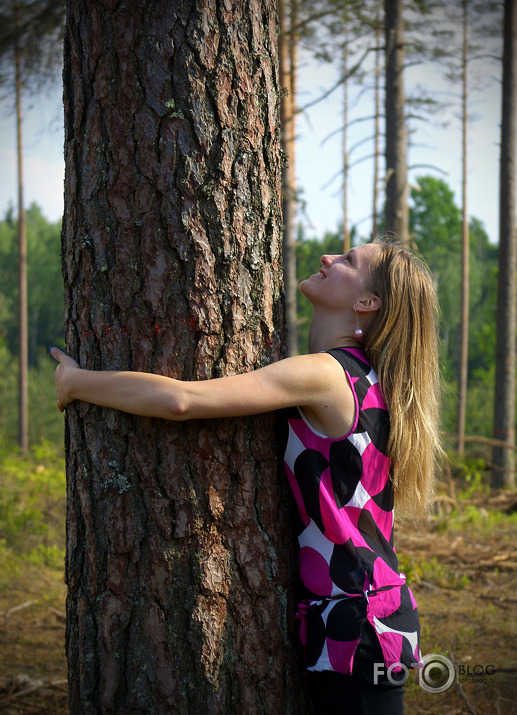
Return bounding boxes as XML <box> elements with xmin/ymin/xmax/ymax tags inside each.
<box><xmin>492</xmin><ymin>0</ymin><xmax>517</xmax><ymax>487</ymax></box>
<box><xmin>384</xmin><ymin>0</ymin><xmax>408</xmax><ymax>244</ymax></box>
<box><xmin>62</xmin><ymin>1</ymin><xmax>305</xmax><ymax>712</ymax></box>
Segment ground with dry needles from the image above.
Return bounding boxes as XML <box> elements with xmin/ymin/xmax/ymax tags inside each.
<box><xmin>400</xmin><ymin>488</ymin><xmax>517</xmax><ymax>714</ymax></box>
<box><xmin>1</xmin><ymin>489</ymin><xmax>516</xmax><ymax>714</ymax></box>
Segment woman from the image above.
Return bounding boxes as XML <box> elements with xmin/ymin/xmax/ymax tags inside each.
<box><xmin>52</xmin><ymin>239</ymin><xmax>441</xmax><ymax>714</ymax></box>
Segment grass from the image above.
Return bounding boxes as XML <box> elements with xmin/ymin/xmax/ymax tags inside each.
<box><xmin>0</xmin><ymin>343</ymin><xmax>65</xmax><ymax>450</ymax></box>
<box><xmin>1</xmin><ymin>443</ymin><xmax>517</xmax><ymax>713</ymax></box>
<box><xmin>398</xmin><ymin>472</ymin><xmax>517</xmax><ymax>714</ymax></box>
<box><xmin>0</xmin><ymin>443</ymin><xmax>67</xmax><ymax>713</ymax></box>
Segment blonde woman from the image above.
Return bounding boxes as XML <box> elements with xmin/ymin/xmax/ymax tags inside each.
<box><xmin>52</xmin><ymin>239</ymin><xmax>441</xmax><ymax>714</ymax></box>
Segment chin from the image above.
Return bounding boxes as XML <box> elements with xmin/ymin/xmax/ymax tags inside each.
<box><xmin>299</xmin><ymin>278</ymin><xmax>316</xmax><ymax>304</ymax></box>
<box><xmin>299</xmin><ymin>278</ymin><xmax>310</xmax><ymax>295</ymax></box>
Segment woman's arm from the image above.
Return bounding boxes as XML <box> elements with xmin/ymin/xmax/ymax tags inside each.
<box><xmin>50</xmin><ymin>346</ymin><xmax>353</xmax><ymax>423</ymax></box>
<box><xmin>52</xmin><ymin>347</ymin><xmax>190</xmax><ymax>418</ymax></box>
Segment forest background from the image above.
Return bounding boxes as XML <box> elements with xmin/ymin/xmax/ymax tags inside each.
<box><xmin>0</xmin><ymin>1</ymin><xmax>508</xmax><ymax>450</ymax></box>
<box><xmin>1</xmin><ymin>0</ymin><xmax>517</xmax><ymax>713</ymax></box>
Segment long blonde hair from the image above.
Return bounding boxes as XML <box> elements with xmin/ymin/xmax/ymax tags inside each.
<box><xmin>364</xmin><ymin>239</ymin><xmax>442</xmax><ymax>516</ymax></box>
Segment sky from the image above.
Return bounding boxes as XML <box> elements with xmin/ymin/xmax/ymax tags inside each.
<box><xmin>0</xmin><ymin>86</ymin><xmax>64</xmax><ymax>224</ymax></box>
<box><xmin>0</xmin><ymin>18</ymin><xmax>506</xmax><ymax>246</ymax></box>
<box><xmin>295</xmin><ymin>43</ymin><xmax>503</xmax><ymax>244</ymax></box>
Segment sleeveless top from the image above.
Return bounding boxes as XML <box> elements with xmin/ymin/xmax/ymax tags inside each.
<box><xmin>280</xmin><ymin>347</ymin><xmax>421</xmax><ymax>676</ymax></box>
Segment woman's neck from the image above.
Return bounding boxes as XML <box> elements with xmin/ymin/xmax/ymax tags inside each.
<box><xmin>307</xmin><ymin>312</ymin><xmax>362</xmax><ymax>354</ymax></box>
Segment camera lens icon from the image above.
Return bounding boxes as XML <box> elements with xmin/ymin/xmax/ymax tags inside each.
<box><xmin>419</xmin><ymin>653</ymin><xmax>456</xmax><ymax>693</ymax></box>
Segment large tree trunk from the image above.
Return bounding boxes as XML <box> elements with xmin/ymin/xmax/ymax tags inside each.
<box><xmin>62</xmin><ymin>1</ymin><xmax>305</xmax><ymax>712</ymax></box>
<box><xmin>492</xmin><ymin>0</ymin><xmax>517</xmax><ymax>487</ymax></box>
<box><xmin>384</xmin><ymin>0</ymin><xmax>408</xmax><ymax>244</ymax></box>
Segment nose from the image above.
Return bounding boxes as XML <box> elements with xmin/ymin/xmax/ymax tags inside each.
<box><xmin>321</xmin><ymin>254</ymin><xmax>339</xmax><ymax>266</ymax></box>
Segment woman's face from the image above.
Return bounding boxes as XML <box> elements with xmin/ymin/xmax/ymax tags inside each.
<box><xmin>299</xmin><ymin>243</ymin><xmax>380</xmax><ymax>311</ymax></box>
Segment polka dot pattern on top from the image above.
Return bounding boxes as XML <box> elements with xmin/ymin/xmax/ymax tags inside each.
<box><xmin>280</xmin><ymin>347</ymin><xmax>421</xmax><ymax>676</ymax></box>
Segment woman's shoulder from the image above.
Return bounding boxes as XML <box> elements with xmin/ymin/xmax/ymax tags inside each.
<box><xmin>326</xmin><ymin>348</ymin><xmax>387</xmax><ymax>412</ymax></box>
<box><xmin>325</xmin><ymin>347</ymin><xmax>372</xmax><ymax>375</ymax></box>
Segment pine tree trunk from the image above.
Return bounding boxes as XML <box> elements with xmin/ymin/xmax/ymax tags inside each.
<box><xmin>62</xmin><ymin>1</ymin><xmax>306</xmax><ymax>712</ymax></box>
<box><xmin>492</xmin><ymin>0</ymin><xmax>517</xmax><ymax>487</ymax></box>
<box><xmin>279</xmin><ymin>0</ymin><xmax>299</xmax><ymax>356</ymax></box>
<box><xmin>372</xmin><ymin>2</ymin><xmax>382</xmax><ymax>240</ymax></box>
<box><xmin>342</xmin><ymin>37</ymin><xmax>350</xmax><ymax>253</ymax></box>
<box><xmin>14</xmin><ymin>3</ymin><xmax>28</xmax><ymax>453</ymax></box>
<box><xmin>457</xmin><ymin>0</ymin><xmax>469</xmax><ymax>457</ymax></box>
<box><xmin>384</xmin><ymin>0</ymin><xmax>408</xmax><ymax>245</ymax></box>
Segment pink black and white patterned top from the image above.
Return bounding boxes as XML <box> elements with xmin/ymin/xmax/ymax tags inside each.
<box><xmin>281</xmin><ymin>347</ymin><xmax>421</xmax><ymax>676</ymax></box>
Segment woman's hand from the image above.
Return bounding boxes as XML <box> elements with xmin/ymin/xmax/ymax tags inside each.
<box><xmin>50</xmin><ymin>346</ymin><xmax>81</xmax><ymax>412</ymax></box>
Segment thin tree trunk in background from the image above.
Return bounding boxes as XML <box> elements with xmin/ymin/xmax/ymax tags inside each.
<box><xmin>62</xmin><ymin>1</ymin><xmax>304</xmax><ymax>712</ymax></box>
<box><xmin>492</xmin><ymin>0</ymin><xmax>517</xmax><ymax>487</ymax></box>
<box><xmin>384</xmin><ymin>0</ymin><xmax>408</xmax><ymax>245</ymax></box>
<box><xmin>457</xmin><ymin>0</ymin><xmax>469</xmax><ymax>457</ymax></box>
<box><xmin>280</xmin><ymin>0</ymin><xmax>299</xmax><ymax>356</ymax></box>
<box><xmin>14</xmin><ymin>3</ymin><xmax>28</xmax><ymax>454</ymax></box>
<box><xmin>372</xmin><ymin>0</ymin><xmax>382</xmax><ymax>239</ymax></box>
<box><xmin>342</xmin><ymin>35</ymin><xmax>350</xmax><ymax>252</ymax></box>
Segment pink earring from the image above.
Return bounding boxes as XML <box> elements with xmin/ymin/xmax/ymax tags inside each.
<box><xmin>354</xmin><ymin>309</ymin><xmax>363</xmax><ymax>338</ymax></box>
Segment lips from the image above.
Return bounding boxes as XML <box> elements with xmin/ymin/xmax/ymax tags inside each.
<box><xmin>309</xmin><ymin>268</ymin><xmax>326</xmax><ymax>280</ymax></box>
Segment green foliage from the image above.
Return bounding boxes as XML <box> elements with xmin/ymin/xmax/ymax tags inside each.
<box><xmin>408</xmin><ymin>176</ymin><xmax>498</xmax><ymax>439</ymax></box>
<box><xmin>443</xmin><ymin>503</ymin><xmax>517</xmax><ymax>537</ymax></box>
<box><xmin>398</xmin><ymin>552</ymin><xmax>470</xmax><ymax>589</ymax></box>
<box><xmin>0</xmin><ymin>203</ymin><xmax>64</xmax><ymax>364</ymax></box>
<box><xmin>465</xmin><ymin>366</ymin><xmax>495</xmax><ymax>440</ymax></box>
<box><xmin>410</xmin><ymin>175</ymin><xmax>462</xmax><ymax>349</ymax></box>
<box><xmin>0</xmin><ymin>202</ymin><xmax>65</xmax><ymax>450</ymax></box>
<box><xmin>451</xmin><ymin>455</ymin><xmax>490</xmax><ymax>500</ymax></box>
<box><xmin>0</xmin><ymin>442</ymin><xmax>65</xmax><ymax>578</ymax></box>
<box><xmin>409</xmin><ymin>176</ymin><xmax>497</xmax><ymax>383</ymax></box>
<box><xmin>467</xmin><ymin>218</ymin><xmax>498</xmax><ymax>376</ymax></box>
<box><xmin>397</xmin><ymin>552</ymin><xmax>423</xmax><ymax>586</ymax></box>
<box><xmin>0</xmin><ymin>338</ymin><xmax>18</xmax><ymax>442</ymax></box>
<box><xmin>0</xmin><ymin>338</ymin><xmax>64</xmax><ymax>449</ymax></box>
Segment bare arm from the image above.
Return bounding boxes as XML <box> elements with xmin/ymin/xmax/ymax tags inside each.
<box><xmin>50</xmin><ymin>346</ymin><xmax>354</xmax><ymax>425</ymax></box>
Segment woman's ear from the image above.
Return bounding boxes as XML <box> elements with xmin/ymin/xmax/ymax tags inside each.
<box><xmin>354</xmin><ymin>294</ymin><xmax>381</xmax><ymax>314</ymax></box>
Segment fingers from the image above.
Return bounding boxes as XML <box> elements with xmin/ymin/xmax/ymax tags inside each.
<box><xmin>50</xmin><ymin>346</ymin><xmax>62</xmax><ymax>362</ymax></box>
<box><xmin>52</xmin><ymin>347</ymin><xmax>67</xmax><ymax>410</ymax></box>
<box><xmin>50</xmin><ymin>347</ymin><xmax>80</xmax><ymax>370</ymax></box>
<box><xmin>50</xmin><ymin>346</ymin><xmax>69</xmax><ymax>361</ymax></box>
<box><xmin>51</xmin><ymin>347</ymin><xmax>79</xmax><ymax>411</ymax></box>
<box><xmin>56</xmin><ymin>392</ymin><xmax>71</xmax><ymax>412</ymax></box>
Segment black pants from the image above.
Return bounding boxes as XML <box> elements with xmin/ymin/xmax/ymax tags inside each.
<box><xmin>305</xmin><ymin>622</ymin><xmax>404</xmax><ymax>714</ymax></box>
<box><xmin>306</xmin><ymin>670</ymin><xmax>404</xmax><ymax>714</ymax></box>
